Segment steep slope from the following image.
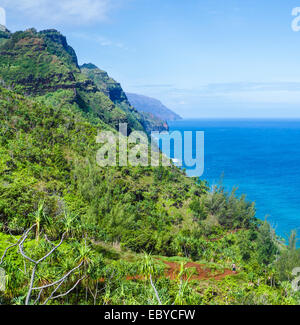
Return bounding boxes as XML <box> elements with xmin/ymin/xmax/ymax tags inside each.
<box><xmin>138</xmin><ymin>111</ymin><xmax>169</xmax><ymax>133</ymax></box>
<box><xmin>0</xmin><ymin>85</ymin><xmax>260</xmax><ymax>255</ymax></box>
<box><xmin>0</xmin><ymin>85</ymin><xmax>291</xmax><ymax>306</ymax></box>
<box><xmin>0</xmin><ymin>28</ymin><xmax>289</xmax><ymax>306</ymax></box>
<box><xmin>0</xmin><ymin>29</ymin><xmax>144</xmax><ymax>133</ymax></box>
<box><xmin>80</xmin><ymin>63</ymin><xmax>129</xmax><ymax>105</ymax></box>
<box><xmin>0</xmin><ymin>86</ymin><xmax>194</xmax><ymax>249</ymax></box>
<box><xmin>81</xmin><ymin>63</ymin><xmax>169</xmax><ymax>132</ymax></box>
<box><xmin>126</xmin><ymin>92</ymin><xmax>182</xmax><ymax>122</ymax></box>
<box><xmin>0</xmin><ymin>28</ymin><xmax>10</xmax><ymax>46</ymax></box>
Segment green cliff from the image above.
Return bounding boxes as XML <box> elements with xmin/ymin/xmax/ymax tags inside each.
<box><xmin>0</xmin><ymin>28</ymin><xmax>144</xmax><ymax>133</ymax></box>
<box><xmin>0</xmin><ymin>28</ymin><xmax>298</xmax><ymax>306</ymax></box>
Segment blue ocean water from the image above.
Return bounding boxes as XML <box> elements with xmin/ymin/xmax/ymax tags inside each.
<box><xmin>166</xmin><ymin>119</ymin><xmax>300</xmax><ymax>242</ymax></box>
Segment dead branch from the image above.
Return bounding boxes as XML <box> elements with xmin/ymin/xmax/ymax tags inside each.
<box><xmin>0</xmin><ymin>229</ymin><xmax>29</xmax><ymax>265</ymax></box>
<box><xmin>1</xmin><ymin>224</ymin><xmax>84</xmax><ymax>305</ymax></box>
<box><xmin>149</xmin><ymin>274</ymin><xmax>162</xmax><ymax>305</ymax></box>
<box><xmin>44</xmin><ymin>276</ymin><xmax>86</xmax><ymax>304</ymax></box>
<box><xmin>32</xmin><ymin>260</ymin><xmax>84</xmax><ymax>291</ymax></box>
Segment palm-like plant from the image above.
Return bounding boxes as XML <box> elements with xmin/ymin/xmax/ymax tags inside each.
<box><xmin>61</xmin><ymin>210</ymin><xmax>81</xmax><ymax>237</ymax></box>
<box><xmin>32</xmin><ymin>201</ymin><xmax>51</xmax><ymax>241</ymax></box>
<box><xmin>173</xmin><ymin>262</ymin><xmax>192</xmax><ymax>305</ymax></box>
<box><xmin>34</xmin><ymin>202</ymin><xmax>45</xmax><ymax>242</ymax></box>
<box><xmin>140</xmin><ymin>253</ymin><xmax>162</xmax><ymax>304</ymax></box>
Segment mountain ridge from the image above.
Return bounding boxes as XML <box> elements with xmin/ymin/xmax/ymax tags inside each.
<box><xmin>0</xmin><ymin>27</ymin><xmax>296</xmax><ymax>306</ymax></box>
<box><xmin>0</xmin><ymin>28</ymin><xmax>170</xmax><ymax>133</ymax></box>
<box><xmin>126</xmin><ymin>92</ymin><xmax>182</xmax><ymax>122</ymax></box>
<box><xmin>0</xmin><ymin>28</ymin><xmax>146</xmax><ymax>133</ymax></box>
<box><xmin>80</xmin><ymin>62</ymin><xmax>169</xmax><ymax>132</ymax></box>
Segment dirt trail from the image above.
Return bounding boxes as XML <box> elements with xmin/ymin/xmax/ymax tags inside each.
<box><xmin>161</xmin><ymin>260</ymin><xmax>235</xmax><ymax>281</ymax></box>
<box><xmin>99</xmin><ymin>260</ymin><xmax>235</xmax><ymax>283</ymax></box>
<box><xmin>97</xmin><ymin>230</ymin><xmax>240</xmax><ymax>283</ymax></box>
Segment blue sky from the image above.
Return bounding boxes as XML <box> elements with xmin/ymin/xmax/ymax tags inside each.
<box><xmin>1</xmin><ymin>0</ymin><xmax>300</xmax><ymax>118</ymax></box>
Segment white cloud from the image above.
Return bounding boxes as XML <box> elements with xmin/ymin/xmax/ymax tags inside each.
<box><xmin>0</xmin><ymin>7</ymin><xmax>6</xmax><ymax>26</ymax></box>
<box><xmin>2</xmin><ymin>0</ymin><xmax>114</xmax><ymax>24</ymax></box>
<box><xmin>96</xmin><ymin>36</ymin><xmax>126</xmax><ymax>49</ymax></box>
<box><xmin>71</xmin><ymin>31</ymin><xmax>128</xmax><ymax>50</ymax></box>
<box><xmin>147</xmin><ymin>81</ymin><xmax>300</xmax><ymax>105</ymax></box>
<box><xmin>227</xmin><ymin>90</ymin><xmax>300</xmax><ymax>104</ymax></box>
<box><xmin>129</xmin><ymin>81</ymin><xmax>300</xmax><ymax>115</ymax></box>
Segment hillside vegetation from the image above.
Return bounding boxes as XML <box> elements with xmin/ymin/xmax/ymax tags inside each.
<box><xmin>0</xmin><ymin>28</ymin><xmax>299</xmax><ymax>305</ymax></box>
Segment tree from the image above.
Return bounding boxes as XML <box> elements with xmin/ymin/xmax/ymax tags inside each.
<box><xmin>275</xmin><ymin>230</ymin><xmax>300</xmax><ymax>281</ymax></box>
<box><xmin>189</xmin><ymin>199</ymin><xmax>207</xmax><ymax>222</ymax></box>
<box><xmin>0</xmin><ymin>224</ymin><xmax>85</xmax><ymax>305</ymax></box>
<box><xmin>256</xmin><ymin>221</ymin><xmax>277</xmax><ymax>266</ymax></box>
<box><xmin>237</xmin><ymin>231</ymin><xmax>251</xmax><ymax>261</ymax></box>
<box><xmin>288</xmin><ymin>230</ymin><xmax>298</xmax><ymax>251</ymax></box>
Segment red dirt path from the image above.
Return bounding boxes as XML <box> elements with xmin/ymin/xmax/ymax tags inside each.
<box><xmin>99</xmin><ymin>230</ymin><xmax>240</xmax><ymax>282</ymax></box>
<box><xmin>99</xmin><ymin>260</ymin><xmax>236</xmax><ymax>283</ymax></box>
<box><xmin>161</xmin><ymin>260</ymin><xmax>235</xmax><ymax>281</ymax></box>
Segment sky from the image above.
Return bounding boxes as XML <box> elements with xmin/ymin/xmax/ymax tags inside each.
<box><xmin>1</xmin><ymin>0</ymin><xmax>300</xmax><ymax>118</ymax></box>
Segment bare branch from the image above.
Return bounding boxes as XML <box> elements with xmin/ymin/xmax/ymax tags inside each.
<box><xmin>0</xmin><ymin>241</ymin><xmax>19</xmax><ymax>265</ymax></box>
<box><xmin>44</xmin><ymin>235</ymin><xmax>55</xmax><ymax>247</ymax></box>
<box><xmin>42</xmin><ymin>279</ymin><xmax>66</xmax><ymax>305</ymax></box>
<box><xmin>1</xmin><ymin>224</ymin><xmax>84</xmax><ymax>306</ymax></box>
<box><xmin>32</xmin><ymin>260</ymin><xmax>84</xmax><ymax>290</ymax></box>
<box><xmin>25</xmin><ymin>264</ymin><xmax>37</xmax><ymax>305</ymax></box>
<box><xmin>33</xmin><ymin>288</ymin><xmax>44</xmax><ymax>305</ymax></box>
<box><xmin>0</xmin><ymin>228</ymin><xmax>30</xmax><ymax>265</ymax></box>
<box><xmin>36</xmin><ymin>233</ymin><xmax>66</xmax><ymax>264</ymax></box>
<box><xmin>149</xmin><ymin>274</ymin><xmax>162</xmax><ymax>305</ymax></box>
<box><xmin>49</xmin><ymin>276</ymin><xmax>86</xmax><ymax>302</ymax></box>
<box><xmin>18</xmin><ymin>226</ymin><xmax>66</xmax><ymax>305</ymax></box>
<box><xmin>19</xmin><ymin>225</ymin><xmax>38</xmax><ymax>264</ymax></box>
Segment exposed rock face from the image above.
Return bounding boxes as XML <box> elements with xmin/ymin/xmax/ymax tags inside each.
<box><xmin>126</xmin><ymin>93</ymin><xmax>182</xmax><ymax>122</ymax></box>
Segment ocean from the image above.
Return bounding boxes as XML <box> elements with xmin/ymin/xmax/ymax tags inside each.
<box><xmin>166</xmin><ymin>119</ymin><xmax>300</xmax><ymax>242</ymax></box>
